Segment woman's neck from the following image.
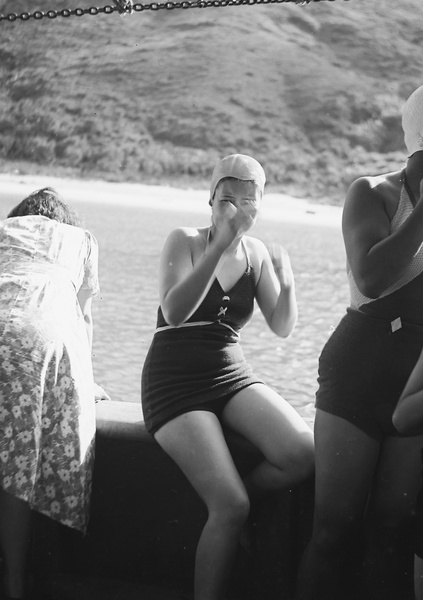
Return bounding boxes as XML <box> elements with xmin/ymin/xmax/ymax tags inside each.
<box><xmin>405</xmin><ymin>153</ymin><xmax>423</xmax><ymax>198</ymax></box>
<box><xmin>405</xmin><ymin>152</ymin><xmax>423</xmax><ymax>188</ymax></box>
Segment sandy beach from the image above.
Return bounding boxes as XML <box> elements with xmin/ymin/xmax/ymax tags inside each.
<box><xmin>0</xmin><ymin>173</ymin><xmax>343</xmax><ymax>228</ymax></box>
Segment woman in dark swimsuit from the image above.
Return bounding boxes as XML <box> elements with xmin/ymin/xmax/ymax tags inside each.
<box><xmin>141</xmin><ymin>154</ymin><xmax>314</xmax><ymax>600</ymax></box>
<box><xmin>296</xmin><ymin>86</ymin><xmax>423</xmax><ymax>600</ymax></box>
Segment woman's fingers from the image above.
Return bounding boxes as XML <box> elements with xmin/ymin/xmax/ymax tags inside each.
<box><xmin>94</xmin><ymin>383</ymin><xmax>111</xmax><ymax>402</ymax></box>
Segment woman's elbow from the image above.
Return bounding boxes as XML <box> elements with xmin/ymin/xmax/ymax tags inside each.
<box><xmin>272</xmin><ymin>315</ymin><xmax>297</xmax><ymax>338</ymax></box>
<box><xmin>392</xmin><ymin>417</ymin><xmax>420</xmax><ymax>436</ymax></box>
<box><xmin>353</xmin><ymin>262</ymin><xmax>399</xmax><ymax>298</ymax></box>
<box><xmin>278</xmin><ymin>325</ymin><xmax>296</xmax><ymax>339</ymax></box>
<box><xmin>82</xmin><ymin>311</ymin><xmax>93</xmax><ymax>328</ymax></box>
<box><xmin>166</xmin><ymin>317</ymin><xmax>183</xmax><ymax>328</ymax></box>
<box><xmin>355</xmin><ymin>276</ymin><xmax>384</xmax><ymax>300</ymax></box>
<box><xmin>277</xmin><ymin>330</ymin><xmax>293</xmax><ymax>339</ymax></box>
<box><xmin>392</xmin><ymin>406</ymin><xmax>422</xmax><ymax>436</ymax></box>
<box><xmin>161</xmin><ymin>306</ymin><xmax>184</xmax><ymax>328</ymax></box>
<box><xmin>392</xmin><ymin>410</ymin><xmax>408</xmax><ymax>434</ymax></box>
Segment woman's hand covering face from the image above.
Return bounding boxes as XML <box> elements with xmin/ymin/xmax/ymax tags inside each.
<box><xmin>211</xmin><ymin>179</ymin><xmax>260</xmax><ymax>249</ymax></box>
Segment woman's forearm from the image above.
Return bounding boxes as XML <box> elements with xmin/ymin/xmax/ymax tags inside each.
<box><xmin>269</xmin><ymin>281</ymin><xmax>298</xmax><ymax>338</ymax></box>
<box><xmin>77</xmin><ymin>289</ymin><xmax>94</xmax><ymax>350</ymax></box>
<box><xmin>346</xmin><ymin>198</ymin><xmax>423</xmax><ymax>298</ymax></box>
<box><xmin>161</xmin><ymin>243</ymin><xmax>224</xmax><ymax>326</ymax></box>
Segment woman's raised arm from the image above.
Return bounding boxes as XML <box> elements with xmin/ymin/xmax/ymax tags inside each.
<box><xmin>159</xmin><ymin>227</ymin><xmax>224</xmax><ymax>326</ymax></box>
<box><xmin>160</xmin><ymin>202</ymin><xmax>257</xmax><ymax>327</ymax></box>
<box><xmin>343</xmin><ymin>176</ymin><xmax>423</xmax><ymax>298</ymax></box>
<box><xmin>254</xmin><ymin>240</ymin><xmax>298</xmax><ymax>338</ymax></box>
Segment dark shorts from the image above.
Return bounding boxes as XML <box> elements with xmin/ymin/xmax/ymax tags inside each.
<box><xmin>141</xmin><ymin>324</ymin><xmax>263</xmax><ymax>435</ymax></box>
<box><xmin>149</xmin><ymin>395</ymin><xmax>234</xmax><ymax>436</ymax></box>
<box><xmin>316</xmin><ymin>308</ymin><xmax>423</xmax><ymax>441</ymax></box>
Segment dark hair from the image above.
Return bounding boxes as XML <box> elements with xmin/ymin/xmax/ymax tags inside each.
<box><xmin>7</xmin><ymin>187</ymin><xmax>80</xmax><ymax>226</ymax></box>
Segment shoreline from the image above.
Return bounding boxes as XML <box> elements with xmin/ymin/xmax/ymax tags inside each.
<box><xmin>0</xmin><ymin>173</ymin><xmax>343</xmax><ymax>228</ymax></box>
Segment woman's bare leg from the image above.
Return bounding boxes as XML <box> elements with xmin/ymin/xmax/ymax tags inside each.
<box><xmin>0</xmin><ymin>489</ymin><xmax>31</xmax><ymax>598</ymax></box>
<box><xmin>363</xmin><ymin>434</ymin><xmax>423</xmax><ymax>600</ymax></box>
<box><xmin>222</xmin><ymin>384</ymin><xmax>315</xmax><ymax>498</ymax></box>
<box><xmin>296</xmin><ymin>409</ymin><xmax>381</xmax><ymax>600</ymax></box>
<box><xmin>155</xmin><ymin>411</ymin><xmax>250</xmax><ymax>600</ymax></box>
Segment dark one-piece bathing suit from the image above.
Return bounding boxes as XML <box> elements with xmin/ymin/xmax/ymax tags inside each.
<box><xmin>141</xmin><ymin>238</ymin><xmax>264</xmax><ymax>435</ymax></box>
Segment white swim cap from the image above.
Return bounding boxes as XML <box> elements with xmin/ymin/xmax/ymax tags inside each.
<box><xmin>402</xmin><ymin>85</ymin><xmax>423</xmax><ymax>156</ymax></box>
<box><xmin>209</xmin><ymin>154</ymin><xmax>266</xmax><ymax>199</ymax></box>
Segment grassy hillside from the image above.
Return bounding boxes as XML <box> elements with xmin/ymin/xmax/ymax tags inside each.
<box><xmin>1</xmin><ymin>0</ymin><xmax>423</xmax><ymax>202</ymax></box>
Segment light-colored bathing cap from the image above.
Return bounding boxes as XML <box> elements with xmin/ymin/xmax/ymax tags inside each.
<box><xmin>210</xmin><ymin>154</ymin><xmax>266</xmax><ymax>199</ymax></box>
<box><xmin>402</xmin><ymin>85</ymin><xmax>423</xmax><ymax>156</ymax></box>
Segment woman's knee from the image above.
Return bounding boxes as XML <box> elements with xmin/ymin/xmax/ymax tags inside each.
<box><xmin>208</xmin><ymin>486</ymin><xmax>250</xmax><ymax>528</ymax></box>
<box><xmin>271</xmin><ymin>430</ymin><xmax>315</xmax><ymax>481</ymax></box>
<box><xmin>292</xmin><ymin>433</ymin><xmax>315</xmax><ymax>478</ymax></box>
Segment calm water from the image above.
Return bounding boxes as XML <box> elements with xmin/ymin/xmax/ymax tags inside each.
<box><xmin>0</xmin><ymin>192</ymin><xmax>348</xmax><ymax>419</ymax></box>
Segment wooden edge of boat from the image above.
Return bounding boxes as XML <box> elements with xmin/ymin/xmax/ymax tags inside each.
<box><xmin>29</xmin><ymin>400</ymin><xmax>316</xmax><ymax>600</ymax></box>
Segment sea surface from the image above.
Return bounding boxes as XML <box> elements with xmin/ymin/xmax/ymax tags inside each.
<box><xmin>0</xmin><ymin>191</ymin><xmax>348</xmax><ymax>420</ymax></box>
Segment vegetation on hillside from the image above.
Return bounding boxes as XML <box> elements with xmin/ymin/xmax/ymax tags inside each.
<box><xmin>0</xmin><ymin>0</ymin><xmax>422</xmax><ymax>203</ymax></box>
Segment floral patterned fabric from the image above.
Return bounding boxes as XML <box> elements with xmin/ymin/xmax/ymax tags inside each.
<box><xmin>0</xmin><ymin>215</ymin><xmax>99</xmax><ymax>532</ymax></box>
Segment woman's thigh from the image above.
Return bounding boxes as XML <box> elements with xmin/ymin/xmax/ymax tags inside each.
<box><xmin>312</xmin><ymin>409</ymin><xmax>381</xmax><ymax>533</ymax></box>
<box><xmin>155</xmin><ymin>410</ymin><xmax>248</xmax><ymax>510</ymax></box>
<box><xmin>221</xmin><ymin>383</ymin><xmax>314</xmax><ymax>467</ymax></box>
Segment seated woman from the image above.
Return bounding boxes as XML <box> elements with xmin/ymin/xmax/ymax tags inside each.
<box><xmin>141</xmin><ymin>153</ymin><xmax>315</xmax><ymax>600</ymax></box>
<box><xmin>0</xmin><ymin>188</ymin><xmax>108</xmax><ymax>599</ymax></box>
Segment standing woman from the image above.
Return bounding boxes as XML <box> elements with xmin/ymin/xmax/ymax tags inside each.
<box><xmin>0</xmin><ymin>188</ymin><xmax>105</xmax><ymax>599</ymax></box>
<box><xmin>141</xmin><ymin>154</ymin><xmax>314</xmax><ymax>600</ymax></box>
<box><xmin>297</xmin><ymin>85</ymin><xmax>423</xmax><ymax>600</ymax></box>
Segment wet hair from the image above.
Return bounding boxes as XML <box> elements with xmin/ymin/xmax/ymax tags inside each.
<box><xmin>7</xmin><ymin>187</ymin><xmax>80</xmax><ymax>226</ymax></box>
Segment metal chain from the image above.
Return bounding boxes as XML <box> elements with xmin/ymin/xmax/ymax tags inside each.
<box><xmin>0</xmin><ymin>0</ymin><xmax>349</xmax><ymax>23</ymax></box>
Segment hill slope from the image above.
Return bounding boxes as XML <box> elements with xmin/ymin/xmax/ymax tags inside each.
<box><xmin>1</xmin><ymin>0</ymin><xmax>423</xmax><ymax>201</ymax></box>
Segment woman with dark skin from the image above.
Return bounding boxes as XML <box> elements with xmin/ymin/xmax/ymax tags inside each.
<box><xmin>0</xmin><ymin>188</ymin><xmax>107</xmax><ymax>599</ymax></box>
<box><xmin>296</xmin><ymin>86</ymin><xmax>423</xmax><ymax>600</ymax></box>
<box><xmin>141</xmin><ymin>154</ymin><xmax>314</xmax><ymax>600</ymax></box>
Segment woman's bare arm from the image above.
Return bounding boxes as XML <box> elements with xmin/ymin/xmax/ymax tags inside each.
<box><xmin>254</xmin><ymin>240</ymin><xmax>298</xmax><ymax>338</ymax></box>
<box><xmin>343</xmin><ymin>176</ymin><xmax>423</xmax><ymax>298</ymax></box>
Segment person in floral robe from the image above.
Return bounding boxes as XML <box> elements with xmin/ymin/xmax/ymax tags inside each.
<box><xmin>0</xmin><ymin>188</ymin><xmax>106</xmax><ymax>599</ymax></box>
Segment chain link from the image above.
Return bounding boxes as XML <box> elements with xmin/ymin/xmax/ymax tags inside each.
<box><xmin>0</xmin><ymin>0</ymin><xmax>349</xmax><ymax>23</ymax></box>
